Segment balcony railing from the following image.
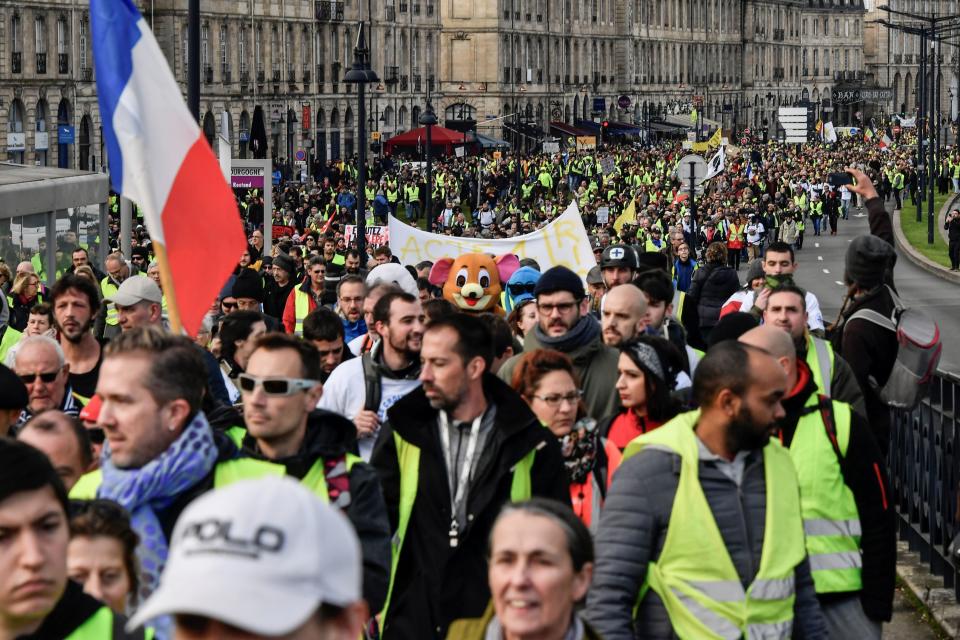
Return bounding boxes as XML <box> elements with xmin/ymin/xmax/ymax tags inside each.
<box><xmin>223</xmin><ymin>69</ymin><xmax>232</xmax><ymax>84</ymax></box>
<box><xmin>58</xmin><ymin>53</ymin><xmax>68</xmax><ymax>74</ymax></box>
<box><xmin>11</xmin><ymin>51</ymin><xmax>21</xmax><ymax>74</ymax></box>
<box><xmin>240</xmin><ymin>71</ymin><xmax>250</xmax><ymax>84</ymax></box>
<box><xmin>385</xmin><ymin>5</ymin><xmax>395</xmax><ymax>20</ymax></box>
<box><xmin>894</xmin><ymin>54</ymin><xmax>903</xmax><ymax>64</ymax></box>
<box><xmin>315</xmin><ymin>1</ymin><xmax>343</xmax><ymax>21</ymax></box>
<box><xmin>302</xmin><ymin>68</ymin><xmax>311</xmax><ymax>83</ymax></box>
<box><xmin>36</xmin><ymin>52</ymin><xmax>47</xmax><ymax>74</ymax></box>
<box><xmin>257</xmin><ymin>69</ymin><xmax>265</xmax><ymax>82</ymax></box>
<box><xmin>400</xmin><ymin>74</ymin><xmax>408</xmax><ymax>90</ymax></box>
<box><xmin>204</xmin><ymin>65</ymin><xmax>213</xmax><ymax>83</ymax></box>
<box><xmin>384</xmin><ymin>65</ymin><xmax>398</xmax><ymax>84</ymax></box>
<box><xmin>81</xmin><ymin>66</ymin><xmax>92</xmax><ymax>81</ymax></box>
<box><xmin>288</xmin><ymin>67</ymin><xmax>296</xmax><ymax>82</ymax></box>
<box><xmin>773</xmin><ymin>28</ymin><xmax>784</xmax><ymax>41</ymax></box>
<box><xmin>272</xmin><ymin>69</ymin><xmax>281</xmax><ymax>82</ymax></box>
<box><xmin>413</xmin><ymin>74</ymin><xmax>421</xmax><ymax>91</ymax></box>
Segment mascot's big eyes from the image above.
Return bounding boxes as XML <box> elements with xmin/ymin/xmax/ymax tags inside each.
<box><xmin>456</xmin><ymin>267</ymin><xmax>468</xmax><ymax>288</ymax></box>
<box><xmin>478</xmin><ymin>268</ymin><xmax>491</xmax><ymax>289</ymax></box>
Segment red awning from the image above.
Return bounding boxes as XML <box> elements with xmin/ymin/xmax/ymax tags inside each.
<box><xmin>384</xmin><ymin>125</ymin><xmax>469</xmax><ymax>156</ymax></box>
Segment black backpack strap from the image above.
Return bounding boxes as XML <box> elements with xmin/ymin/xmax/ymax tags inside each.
<box><xmin>361</xmin><ymin>352</ymin><xmax>381</xmax><ymax>413</ymax></box>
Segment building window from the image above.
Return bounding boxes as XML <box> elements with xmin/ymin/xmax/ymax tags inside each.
<box><xmin>79</xmin><ymin>17</ymin><xmax>87</xmax><ymax>71</ymax></box>
<box><xmin>201</xmin><ymin>24</ymin><xmax>209</xmax><ymax>68</ymax></box>
<box><xmin>255</xmin><ymin>26</ymin><xmax>263</xmax><ymax>74</ymax></box>
<box><xmin>220</xmin><ymin>24</ymin><xmax>229</xmax><ymax>70</ymax></box>
<box><xmin>239</xmin><ymin>25</ymin><xmax>247</xmax><ymax>74</ymax></box>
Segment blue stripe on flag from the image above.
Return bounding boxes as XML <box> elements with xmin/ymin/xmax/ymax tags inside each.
<box><xmin>91</xmin><ymin>0</ymin><xmax>142</xmax><ymax>192</ymax></box>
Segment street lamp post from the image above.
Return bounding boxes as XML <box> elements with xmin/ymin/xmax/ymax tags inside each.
<box><xmin>343</xmin><ymin>22</ymin><xmax>379</xmax><ymax>262</ymax></box>
<box><xmin>419</xmin><ymin>101</ymin><xmax>438</xmax><ymax>233</ymax></box>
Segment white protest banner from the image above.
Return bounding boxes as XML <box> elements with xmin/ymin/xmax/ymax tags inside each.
<box><xmin>344</xmin><ymin>224</ymin><xmax>390</xmax><ymax>247</ymax></box>
<box><xmin>388</xmin><ymin>202</ymin><xmax>597</xmax><ymax>281</ymax></box>
<box><xmin>596</xmin><ymin>206</ymin><xmax>610</xmax><ymax>224</ymax></box>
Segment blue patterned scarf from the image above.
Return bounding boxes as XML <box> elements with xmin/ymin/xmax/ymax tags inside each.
<box><xmin>98</xmin><ymin>412</ymin><xmax>218</xmax><ymax>603</ymax></box>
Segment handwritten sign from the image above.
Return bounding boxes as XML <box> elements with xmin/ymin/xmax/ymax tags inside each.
<box><xmin>388</xmin><ymin>202</ymin><xmax>597</xmax><ymax>281</ymax></box>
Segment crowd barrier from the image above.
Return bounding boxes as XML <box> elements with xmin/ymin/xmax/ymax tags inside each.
<box><xmin>889</xmin><ymin>369</ymin><xmax>960</xmax><ymax>600</ymax></box>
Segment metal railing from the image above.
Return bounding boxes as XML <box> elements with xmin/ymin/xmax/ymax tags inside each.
<box><xmin>889</xmin><ymin>369</ymin><xmax>960</xmax><ymax>600</ymax></box>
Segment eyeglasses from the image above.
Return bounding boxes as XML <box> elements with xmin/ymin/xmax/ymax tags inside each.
<box><xmin>18</xmin><ymin>370</ymin><xmax>60</xmax><ymax>384</ymax></box>
<box><xmin>536</xmin><ymin>301</ymin><xmax>578</xmax><ymax>315</ymax></box>
<box><xmin>508</xmin><ymin>283</ymin><xmax>536</xmax><ymax>296</ymax></box>
<box><xmin>86</xmin><ymin>427</ymin><xmax>106</xmax><ymax>444</ymax></box>
<box><xmin>237</xmin><ymin>374</ymin><xmax>319</xmax><ymax>396</ymax></box>
<box><xmin>221</xmin><ymin>301</ymin><xmax>238</xmax><ymax>310</ymax></box>
<box><xmin>532</xmin><ymin>390</ymin><xmax>583</xmax><ymax>408</ymax></box>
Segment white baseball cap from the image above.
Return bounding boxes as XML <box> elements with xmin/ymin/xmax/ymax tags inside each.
<box><xmin>106</xmin><ymin>276</ymin><xmax>163</xmax><ymax>306</ymax></box>
<box><xmin>127</xmin><ymin>476</ymin><xmax>361</xmax><ymax>636</ymax></box>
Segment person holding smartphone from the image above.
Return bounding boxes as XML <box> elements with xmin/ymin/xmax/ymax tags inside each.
<box><xmin>946</xmin><ymin>208</ymin><xmax>960</xmax><ymax>271</ymax></box>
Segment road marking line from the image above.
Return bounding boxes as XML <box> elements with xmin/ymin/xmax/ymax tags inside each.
<box><xmin>815</xmin><ymin>242</ymin><xmax>821</xmax><ymax>248</ymax></box>
<box><xmin>835</xmin><ymin>281</ymin><xmax>845</xmax><ymax>286</ymax></box>
<box><xmin>822</xmin><ymin>269</ymin><xmax>830</xmax><ymax>274</ymax></box>
<box><xmin>818</xmin><ymin>256</ymin><xmax>823</xmax><ymax>261</ymax></box>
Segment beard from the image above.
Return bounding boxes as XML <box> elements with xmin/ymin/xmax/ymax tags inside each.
<box><xmin>726</xmin><ymin>405</ymin><xmax>776</xmax><ymax>454</ymax></box>
<box><xmin>57</xmin><ymin>316</ymin><xmax>93</xmax><ymax>344</ymax></box>
<box><xmin>387</xmin><ymin>330</ymin><xmax>421</xmax><ymax>362</ymax></box>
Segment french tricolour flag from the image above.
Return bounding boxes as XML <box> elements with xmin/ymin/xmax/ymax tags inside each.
<box><xmin>92</xmin><ymin>0</ymin><xmax>245</xmax><ymax>336</ymax></box>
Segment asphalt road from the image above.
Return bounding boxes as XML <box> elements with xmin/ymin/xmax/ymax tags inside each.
<box><xmin>789</xmin><ymin>201</ymin><xmax>960</xmax><ymax>375</ymax></box>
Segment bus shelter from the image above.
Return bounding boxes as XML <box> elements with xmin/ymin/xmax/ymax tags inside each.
<box><xmin>0</xmin><ymin>163</ymin><xmax>110</xmax><ymax>285</ymax></box>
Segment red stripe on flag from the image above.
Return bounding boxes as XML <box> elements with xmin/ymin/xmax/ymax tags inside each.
<box><xmin>161</xmin><ymin>134</ymin><xmax>246</xmax><ymax>336</ymax></box>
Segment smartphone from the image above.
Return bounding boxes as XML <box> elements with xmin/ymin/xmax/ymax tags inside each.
<box><xmin>828</xmin><ymin>172</ymin><xmax>857</xmax><ymax>187</ymax></box>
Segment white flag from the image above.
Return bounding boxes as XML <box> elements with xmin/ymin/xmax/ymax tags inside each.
<box><xmin>823</xmin><ymin>121</ymin><xmax>838</xmax><ymax>143</ymax></box>
<box><xmin>704</xmin><ymin>146</ymin><xmax>726</xmax><ymax>180</ymax></box>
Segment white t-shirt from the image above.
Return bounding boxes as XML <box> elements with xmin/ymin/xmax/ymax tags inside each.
<box><xmin>725</xmin><ymin>288</ymin><xmax>824</xmax><ymax>331</ymax></box>
<box><xmin>746</xmin><ymin>222</ymin><xmax>765</xmax><ymax>245</ymax></box>
<box><xmin>318</xmin><ymin>355</ymin><xmax>422</xmax><ymax>460</ymax></box>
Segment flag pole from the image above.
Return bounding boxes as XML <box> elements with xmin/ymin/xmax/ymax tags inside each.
<box><xmin>152</xmin><ymin>241</ymin><xmax>184</xmax><ymax>334</ymax></box>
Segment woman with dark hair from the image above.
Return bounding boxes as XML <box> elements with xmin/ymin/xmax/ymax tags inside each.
<box><xmin>506</xmin><ymin>298</ymin><xmax>538</xmax><ymax>341</ymax></box>
<box><xmin>511</xmin><ymin>349</ymin><xmax>621</xmax><ymax>531</ymax></box>
<box><xmin>217</xmin><ymin>310</ymin><xmax>267</xmax><ymax>404</ymax></box>
<box><xmin>446</xmin><ymin>498</ymin><xmax>602</xmax><ymax>640</ymax></box>
<box><xmin>68</xmin><ymin>500</ymin><xmax>141</xmax><ymax>614</ymax></box>
<box><xmin>688</xmin><ymin>241</ymin><xmax>741</xmax><ymax>344</ymax></box>
<box><xmin>598</xmin><ymin>336</ymin><xmax>685</xmax><ymax>451</ymax></box>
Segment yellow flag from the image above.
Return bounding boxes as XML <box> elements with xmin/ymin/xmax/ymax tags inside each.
<box><xmin>707</xmin><ymin>127</ymin><xmax>722</xmax><ymax>148</ymax></box>
<box><xmin>613</xmin><ymin>199</ymin><xmax>637</xmax><ymax>234</ymax></box>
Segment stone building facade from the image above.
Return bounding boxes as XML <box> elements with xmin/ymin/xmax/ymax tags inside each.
<box><xmin>864</xmin><ymin>0</ymin><xmax>959</xmax><ymax>126</ymax></box>
<box><xmin>1</xmin><ymin>0</ymin><xmax>882</xmax><ymax>169</ymax></box>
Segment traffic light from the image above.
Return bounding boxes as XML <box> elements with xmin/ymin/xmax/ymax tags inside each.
<box><xmin>601</xmin><ymin>120</ymin><xmax>610</xmax><ymax>129</ymax></box>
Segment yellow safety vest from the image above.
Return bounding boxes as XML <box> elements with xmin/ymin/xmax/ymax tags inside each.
<box><xmin>786</xmin><ymin>396</ymin><xmax>862</xmax><ymax>594</ymax></box>
<box><xmin>293</xmin><ymin>288</ymin><xmax>311</xmax><ymax>336</ymax></box>
<box><xmin>806</xmin><ymin>336</ymin><xmax>835</xmax><ymax>397</ymax></box>
<box><xmin>65</xmin><ymin>605</ymin><xmax>154</xmax><ymax>639</ymax></box>
<box><xmin>624</xmin><ymin>411</ymin><xmax>805</xmax><ymax>639</ymax></box>
<box><xmin>380</xmin><ymin>432</ymin><xmax>537</xmax><ymax>628</ymax></box>
<box><xmin>100</xmin><ymin>277</ymin><xmax>120</xmax><ymax>326</ymax></box>
<box><xmin>69</xmin><ymin>458</ymin><xmax>284</xmax><ymax>500</ymax></box>
<box><xmin>0</xmin><ymin>326</ymin><xmax>23</xmax><ymax>363</ymax></box>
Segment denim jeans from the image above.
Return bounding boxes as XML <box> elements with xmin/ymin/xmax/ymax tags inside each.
<box><xmin>820</xmin><ymin>596</ymin><xmax>881</xmax><ymax>640</ymax></box>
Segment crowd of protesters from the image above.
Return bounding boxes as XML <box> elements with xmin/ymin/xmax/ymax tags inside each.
<box><xmin>0</xmin><ymin>127</ymin><xmax>949</xmax><ymax>640</ymax></box>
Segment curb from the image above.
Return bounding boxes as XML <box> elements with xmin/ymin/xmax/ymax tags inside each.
<box><xmin>897</xmin><ymin>541</ymin><xmax>959</xmax><ymax>637</ymax></box>
<box><xmin>892</xmin><ymin>209</ymin><xmax>960</xmax><ymax>285</ymax></box>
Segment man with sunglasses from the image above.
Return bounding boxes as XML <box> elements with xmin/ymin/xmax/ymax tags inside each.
<box><xmin>497</xmin><ymin>266</ymin><xmax>619</xmax><ymax>421</ymax></box>
<box><xmin>13</xmin><ymin>336</ymin><xmax>82</xmax><ymax>431</ymax></box>
<box><xmin>284</xmin><ymin>256</ymin><xmax>327</xmax><ymax>335</ymax></box>
<box><xmin>234</xmin><ymin>333</ymin><xmax>390</xmax><ymax>614</ymax></box>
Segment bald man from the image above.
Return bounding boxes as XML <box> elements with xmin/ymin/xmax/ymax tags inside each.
<box><xmin>601</xmin><ymin>283</ymin><xmax>648</xmax><ymax>347</ymax></box>
<box><xmin>739</xmin><ymin>326</ymin><xmax>895</xmax><ymax>638</ymax></box>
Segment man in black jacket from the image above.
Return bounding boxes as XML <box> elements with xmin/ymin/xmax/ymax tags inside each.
<box><xmin>0</xmin><ymin>439</ymin><xmax>145</xmax><ymax>639</ymax></box>
<box><xmin>741</xmin><ymin>326</ymin><xmax>895</xmax><ymax>637</ymax></box>
<box><xmin>372</xmin><ymin>314</ymin><xmax>569</xmax><ymax>640</ymax></box>
<box><xmin>237</xmin><ymin>332</ymin><xmax>390</xmax><ymax>613</ymax></box>
<box><xmin>833</xmin><ymin>167</ymin><xmax>898</xmax><ymax>454</ymax></box>
<box><xmin>946</xmin><ymin>207</ymin><xmax>960</xmax><ymax>271</ymax></box>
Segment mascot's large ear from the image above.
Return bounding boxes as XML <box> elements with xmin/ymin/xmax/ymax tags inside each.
<box><xmin>494</xmin><ymin>254</ymin><xmax>521</xmax><ymax>284</ymax></box>
<box><xmin>429</xmin><ymin>258</ymin><xmax>456</xmax><ymax>286</ymax></box>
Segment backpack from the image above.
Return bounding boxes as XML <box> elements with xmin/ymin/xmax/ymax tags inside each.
<box><xmin>845</xmin><ymin>285</ymin><xmax>942</xmax><ymax>409</ymax></box>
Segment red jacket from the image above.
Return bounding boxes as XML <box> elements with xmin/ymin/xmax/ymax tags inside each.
<box><xmin>282</xmin><ymin>279</ymin><xmax>321</xmax><ymax>333</ymax></box>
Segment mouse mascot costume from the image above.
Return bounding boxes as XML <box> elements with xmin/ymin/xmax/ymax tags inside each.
<box><xmin>429</xmin><ymin>253</ymin><xmax>520</xmax><ymax>316</ymax></box>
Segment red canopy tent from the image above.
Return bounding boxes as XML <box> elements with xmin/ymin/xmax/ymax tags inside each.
<box><xmin>384</xmin><ymin>125</ymin><xmax>470</xmax><ymax>156</ymax></box>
